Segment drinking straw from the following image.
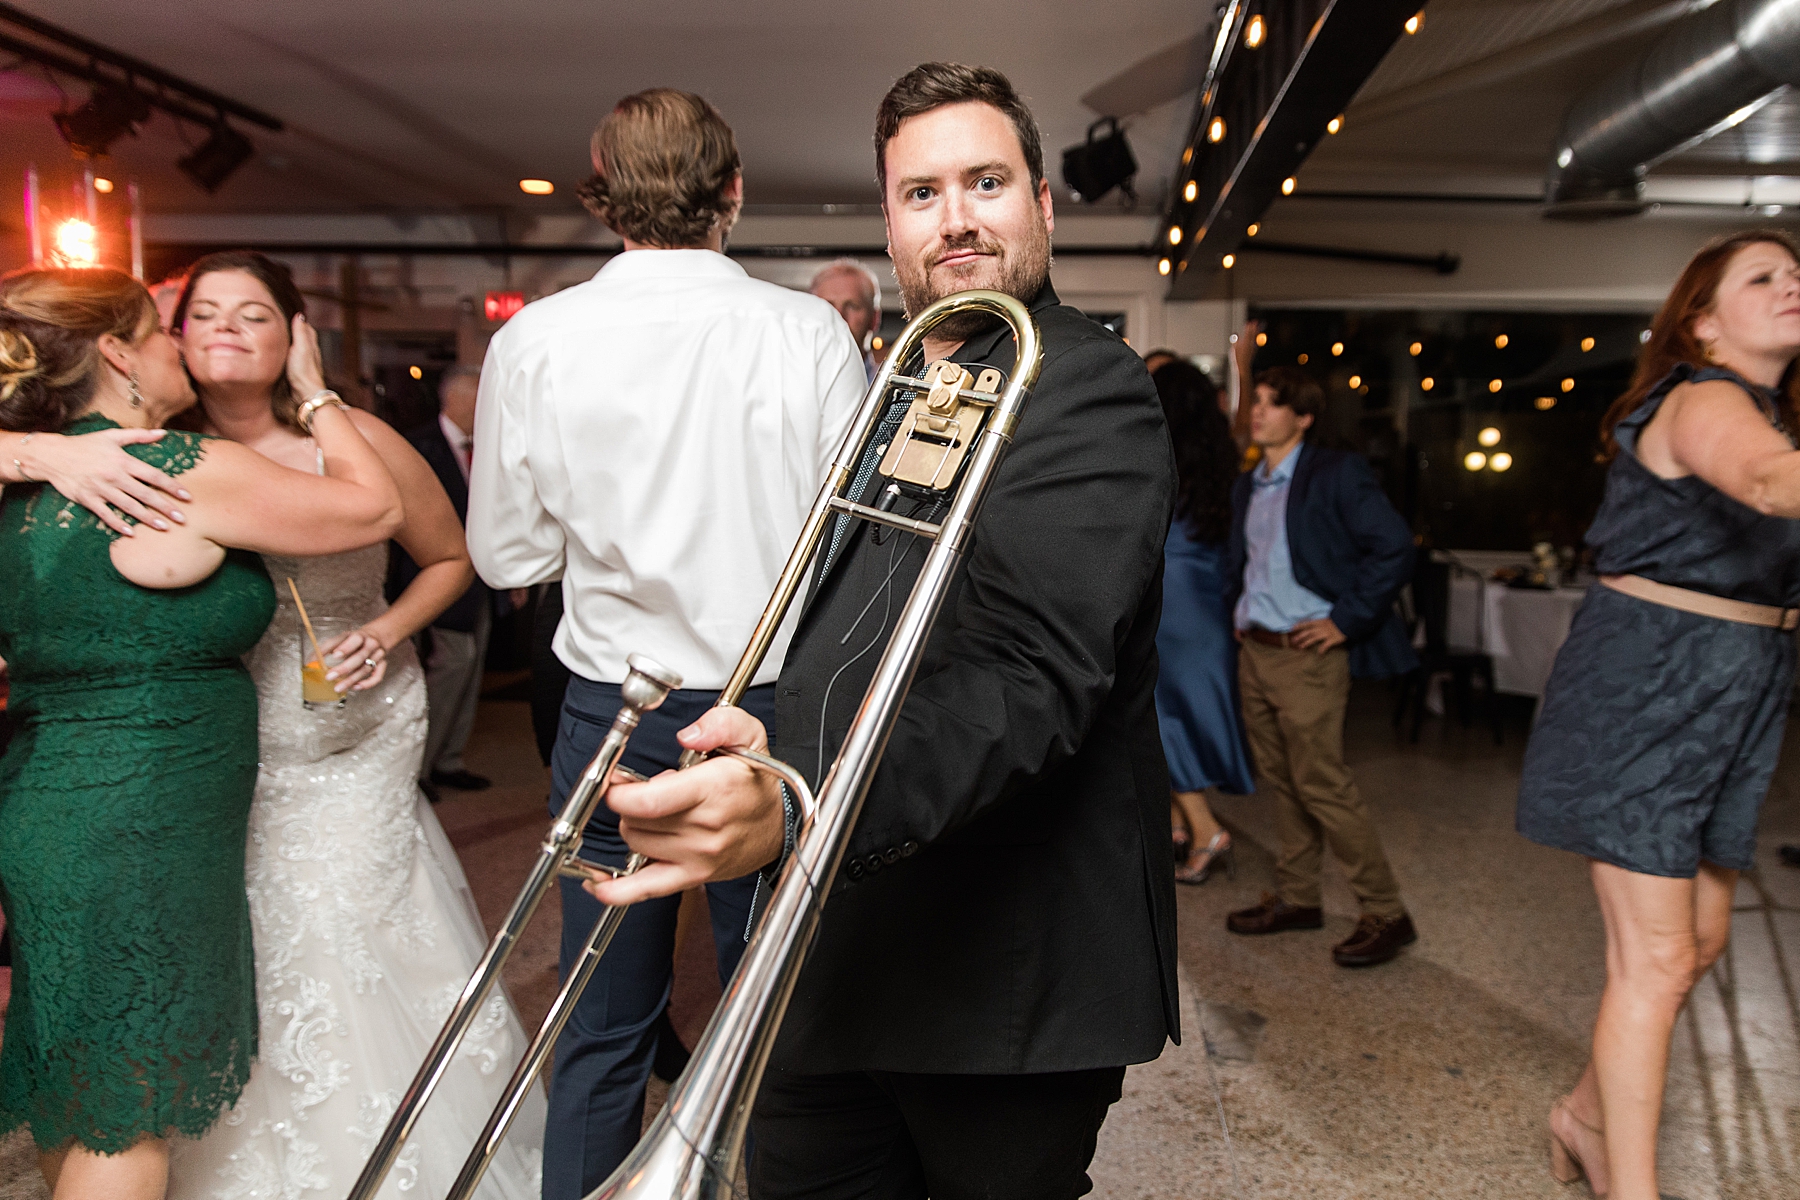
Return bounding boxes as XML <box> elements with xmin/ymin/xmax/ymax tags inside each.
<box><xmin>286</xmin><ymin>577</ymin><xmax>326</xmax><ymax>667</ymax></box>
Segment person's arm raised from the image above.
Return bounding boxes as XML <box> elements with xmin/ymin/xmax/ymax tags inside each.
<box><xmin>1648</xmin><ymin>379</ymin><xmax>1800</xmax><ymax>517</ymax></box>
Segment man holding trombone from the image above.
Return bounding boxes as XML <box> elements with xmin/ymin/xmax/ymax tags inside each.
<box><xmin>592</xmin><ymin>63</ymin><xmax>1180</xmax><ymax>1199</ymax></box>
<box><xmin>468</xmin><ymin>90</ymin><xmax>864</xmax><ymax>1199</ymax></box>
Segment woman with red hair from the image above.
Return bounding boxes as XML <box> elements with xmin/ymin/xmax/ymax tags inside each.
<box><xmin>1518</xmin><ymin>231</ymin><xmax>1800</xmax><ymax>1199</ymax></box>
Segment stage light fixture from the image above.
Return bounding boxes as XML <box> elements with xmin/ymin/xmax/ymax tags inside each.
<box><xmin>1464</xmin><ymin>451</ymin><xmax>1486</xmax><ymax>471</ymax></box>
<box><xmin>179</xmin><ymin>123</ymin><xmax>255</xmax><ymax>194</ymax></box>
<box><xmin>1157</xmin><ymin>258</ymin><xmax>1171</xmax><ymax>276</ymax></box>
<box><xmin>1061</xmin><ymin>117</ymin><xmax>1137</xmax><ymax>203</ymax></box>
<box><xmin>54</xmin><ymin>85</ymin><xmax>151</xmax><ymax>158</ymax></box>
<box><xmin>1580</xmin><ymin>337</ymin><xmax>1595</xmax><ymax>352</ymax></box>
<box><xmin>1478</xmin><ymin>427</ymin><xmax>1501</xmax><ymax>447</ymax></box>
<box><xmin>54</xmin><ymin>219</ymin><xmax>98</xmax><ymax>266</ymax></box>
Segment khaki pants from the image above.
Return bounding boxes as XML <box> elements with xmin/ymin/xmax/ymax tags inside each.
<box><xmin>1238</xmin><ymin>638</ymin><xmax>1404</xmax><ymax>917</ymax></box>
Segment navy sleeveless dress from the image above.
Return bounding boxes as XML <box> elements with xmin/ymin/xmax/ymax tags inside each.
<box><xmin>1155</xmin><ymin>523</ymin><xmax>1255</xmax><ymax>794</ymax></box>
<box><xmin>1517</xmin><ymin>364</ymin><xmax>1800</xmax><ymax>877</ymax></box>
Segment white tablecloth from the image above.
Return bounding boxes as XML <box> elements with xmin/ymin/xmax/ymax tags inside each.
<box><xmin>1446</xmin><ymin>577</ymin><xmax>1589</xmax><ymax>698</ymax></box>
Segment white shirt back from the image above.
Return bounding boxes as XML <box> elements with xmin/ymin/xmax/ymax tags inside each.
<box><xmin>468</xmin><ymin>249</ymin><xmax>865</xmax><ymax>689</ymax></box>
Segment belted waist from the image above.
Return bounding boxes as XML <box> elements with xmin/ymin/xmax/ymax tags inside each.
<box><xmin>1600</xmin><ymin>574</ymin><xmax>1800</xmax><ymax>630</ymax></box>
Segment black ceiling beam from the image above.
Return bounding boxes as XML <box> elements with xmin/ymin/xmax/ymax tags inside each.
<box><xmin>1242</xmin><ymin>240</ymin><xmax>1459</xmax><ymax>274</ymax></box>
<box><xmin>0</xmin><ymin>1</ymin><xmax>282</xmax><ymax>130</ymax></box>
<box><xmin>144</xmin><ymin>241</ymin><xmax>1163</xmax><ymax>260</ymax></box>
<box><xmin>1163</xmin><ymin>0</ymin><xmax>1420</xmax><ymax>299</ymax></box>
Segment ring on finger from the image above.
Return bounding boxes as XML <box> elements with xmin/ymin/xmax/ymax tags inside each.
<box><xmin>363</xmin><ymin>657</ymin><xmax>377</xmax><ymax>669</ymax></box>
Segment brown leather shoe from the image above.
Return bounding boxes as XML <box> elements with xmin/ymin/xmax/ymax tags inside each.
<box><xmin>1227</xmin><ymin>892</ymin><xmax>1324</xmax><ymax>935</ymax></box>
<box><xmin>1332</xmin><ymin>912</ymin><xmax>1418</xmax><ymax>967</ymax></box>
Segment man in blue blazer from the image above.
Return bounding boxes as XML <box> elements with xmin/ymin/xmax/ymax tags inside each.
<box><xmin>1222</xmin><ymin>367</ymin><xmax>1420</xmax><ymax>967</ymax></box>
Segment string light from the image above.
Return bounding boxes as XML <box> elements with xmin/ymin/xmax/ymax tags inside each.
<box><xmin>1168</xmin><ymin>226</ymin><xmax>1182</xmax><ymax>245</ymax></box>
<box><xmin>1478</xmin><ymin>427</ymin><xmax>1501</xmax><ymax>447</ymax></box>
<box><xmin>1281</xmin><ymin>176</ymin><xmax>1296</xmax><ymax>195</ymax></box>
<box><xmin>518</xmin><ymin>178</ymin><xmax>555</xmax><ymax>195</ymax></box>
<box><xmin>1405</xmin><ymin>10</ymin><xmax>1424</xmax><ymax>35</ymax></box>
<box><xmin>93</xmin><ymin>177</ymin><xmax>114</xmax><ymax>193</ymax></box>
<box><xmin>1246</xmin><ymin>222</ymin><xmax>1259</xmax><ymax>237</ymax></box>
<box><xmin>1182</xmin><ymin>146</ymin><xmax>1193</xmax><ymax>164</ymax></box>
<box><xmin>1490</xmin><ymin>452</ymin><xmax>1513</xmax><ymax>472</ymax></box>
<box><xmin>1157</xmin><ymin>258</ymin><xmax>1171</xmax><ymax>276</ymax></box>
<box><xmin>1494</xmin><ymin>334</ymin><xmax>1509</xmax><ymax>349</ymax></box>
<box><xmin>1255</xmin><ymin>332</ymin><xmax>1268</xmax><ymax>346</ymax></box>
<box><xmin>409</xmin><ymin>365</ymin><xmax>423</xmax><ymax>380</ymax></box>
<box><xmin>1561</xmin><ymin>377</ymin><xmax>1575</xmax><ymax>392</ymax></box>
<box><xmin>1580</xmin><ymin>336</ymin><xmax>1595</xmax><ymax>352</ymax></box>
<box><xmin>1221</xmin><ymin>253</ymin><xmax>1236</xmax><ymax>269</ymax></box>
<box><xmin>1535</xmin><ymin>396</ymin><xmax>1556</xmax><ymax>410</ymax></box>
<box><xmin>1421</xmin><ymin>377</ymin><xmax>1435</xmax><ymax>391</ymax></box>
<box><xmin>1331</xmin><ymin>342</ymin><xmax>1344</xmax><ymax>356</ymax></box>
<box><xmin>872</xmin><ymin>336</ymin><xmax>884</xmax><ymax>351</ymax></box>
<box><xmin>1326</xmin><ymin>115</ymin><xmax>1343</xmax><ymax>135</ymax></box>
<box><xmin>1463</xmin><ymin>451</ymin><xmax>1487</xmax><ymax>471</ymax></box>
<box><xmin>1184</xmin><ymin>180</ymin><xmax>1197</xmax><ymax>202</ymax></box>
<box><xmin>1208</xmin><ymin>117</ymin><xmax>1226</xmax><ymax>143</ymax></box>
<box><xmin>1409</xmin><ymin>341</ymin><xmax>1422</xmax><ymax>356</ymax></box>
<box><xmin>1245</xmin><ymin>14</ymin><xmax>1266</xmax><ymax>48</ymax></box>
<box><xmin>1348</xmin><ymin>374</ymin><xmax>1362</xmax><ymax>389</ymax></box>
<box><xmin>1488</xmin><ymin>378</ymin><xmax>1503</xmax><ymax>393</ymax></box>
<box><xmin>1298</xmin><ymin>353</ymin><xmax>1309</xmax><ymax>364</ymax></box>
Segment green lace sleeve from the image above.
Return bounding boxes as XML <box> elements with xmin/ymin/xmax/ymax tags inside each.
<box><xmin>125</xmin><ymin>429</ymin><xmax>210</xmax><ymax>478</ymax></box>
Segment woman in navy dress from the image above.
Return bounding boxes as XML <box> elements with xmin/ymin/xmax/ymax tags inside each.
<box><xmin>1517</xmin><ymin>231</ymin><xmax>1800</xmax><ymax>1200</ymax></box>
<box><xmin>1152</xmin><ymin>361</ymin><xmax>1255</xmax><ymax>883</ymax></box>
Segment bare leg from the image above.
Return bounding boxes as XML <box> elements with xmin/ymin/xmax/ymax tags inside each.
<box><xmin>1172</xmin><ymin>790</ymin><xmax>1222</xmax><ymax>848</ymax></box>
<box><xmin>1589</xmin><ymin>860</ymin><xmax>1723</xmax><ymax>1200</ymax></box>
<box><xmin>46</xmin><ymin>1137</ymin><xmax>167</xmax><ymax>1200</ymax></box>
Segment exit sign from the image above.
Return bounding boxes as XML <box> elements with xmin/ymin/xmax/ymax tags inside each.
<box><xmin>484</xmin><ymin>291</ymin><xmax>525</xmax><ymax>322</ymax></box>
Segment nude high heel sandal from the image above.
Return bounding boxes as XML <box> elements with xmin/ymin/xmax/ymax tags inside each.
<box><xmin>1549</xmin><ymin>1097</ymin><xmax>1610</xmax><ymax>1196</ymax></box>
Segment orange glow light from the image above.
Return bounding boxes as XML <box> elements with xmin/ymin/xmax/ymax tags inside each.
<box><xmin>55</xmin><ymin>219</ymin><xmax>98</xmax><ymax>266</ymax></box>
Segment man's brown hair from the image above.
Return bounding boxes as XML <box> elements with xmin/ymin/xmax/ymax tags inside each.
<box><xmin>579</xmin><ymin>89</ymin><xmax>741</xmax><ymax>247</ymax></box>
<box><xmin>1254</xmin><ymin>366</ymin><xmax>1325</xmax><ymax>425</ymax></box>
<box><xmin>874</xmin><ymin>63</ymin><xmax>1044</xmax><ymax>197</ymax></box>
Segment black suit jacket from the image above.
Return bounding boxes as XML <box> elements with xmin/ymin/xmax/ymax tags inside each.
<box><xmin>390</xmin><ymin>420</ymin><xmax>487</xmax><ymax>633</ymax></box>
<box><xmin>768</xmin><ymin>281</ymin><xmax>1180</xmax><ymax>1076</ymax></box>
<box><xmin>1223</xmin><ymin>444</ymin><xmax>1418</xmax><ymax>679</ymax></box>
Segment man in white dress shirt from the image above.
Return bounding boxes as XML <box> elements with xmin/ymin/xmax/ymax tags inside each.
<box><xmin>467</xmin><ymin>88</ymin><xmax>863</xmax><ymax>1200</ymax></box>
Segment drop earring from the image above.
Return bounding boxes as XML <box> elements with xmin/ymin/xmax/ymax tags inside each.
<box><xmin>128</xmin><ymin>371</ymin><xmax>144</xmax><ymax>408</ymax></box>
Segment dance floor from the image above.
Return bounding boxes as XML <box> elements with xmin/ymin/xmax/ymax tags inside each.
<box><xmin>2</xmin><ymin>681</ymin><xmax>1796</xmax><ymax>1198</ymax></box>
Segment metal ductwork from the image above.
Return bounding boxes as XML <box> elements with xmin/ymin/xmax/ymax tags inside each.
<box><xmin>1545</xmin><ymin>0</ymin><xmax>1800</xmax><ymax>216</ymax></box>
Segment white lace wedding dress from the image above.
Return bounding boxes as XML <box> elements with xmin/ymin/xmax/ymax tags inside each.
<box><xmin>169</xmin><ymin>545</ymin><xmax>544</xmax><ymax>1200</ymax></box>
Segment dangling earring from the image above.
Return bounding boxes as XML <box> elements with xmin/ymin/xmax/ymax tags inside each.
<box><xmin>128</xmin><ymin>371</ymin><xmax>143</xmax><ymax>408</ymax></box>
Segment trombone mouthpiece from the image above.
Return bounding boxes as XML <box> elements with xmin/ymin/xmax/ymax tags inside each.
<box><xmin>622</xmin><ymin>654</ymin><xmax>683</xmax><ymax>711</ymax></box>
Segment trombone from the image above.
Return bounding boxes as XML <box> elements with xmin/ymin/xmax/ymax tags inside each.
<box><xmin>348</xmin><ymin>288</ymin><xmax>1041</xmax><ymax>1200</ymax></box>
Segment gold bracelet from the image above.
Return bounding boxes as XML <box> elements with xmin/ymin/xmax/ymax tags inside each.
<box><xmin>296</xmin><ymin>390</ymin><xmax>348</xmax><ymax>435</ymax></box>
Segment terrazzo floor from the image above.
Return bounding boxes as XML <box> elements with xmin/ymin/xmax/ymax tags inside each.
<box><xmin>2</xmin><ymin>680</ymin><xmax>1795</xmax><ymax>1199</ymax></box>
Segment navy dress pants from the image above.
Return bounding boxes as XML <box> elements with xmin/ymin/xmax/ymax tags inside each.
<box><xmin>541</xmin><ymin>674</ymin><xmax>772</xmax><ymax>1200</ymax></box>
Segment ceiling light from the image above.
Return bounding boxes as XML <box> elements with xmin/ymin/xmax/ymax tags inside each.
<box><xmin>1222</xmin><ymin>253</ymin><xmax>1236</xmax><ymax>268</ymax></box>
<box><xmin>53</xmin><ymin>85</ymin><xmax>151</xmax><ymax>158</ymax></box>
<box><xmin>1488</xmin><ymin>379</ymin><xmax>1503</xmax><ymax>393</ymax></box>
<box><xmin>1245</xmin><ymin>14</ymin><xmax>1266</xmax><ymax>48</ymax></box>
<box><xmin>1298</xmin><ymin>353</ymin><xmax>1309</xmax><ymax>364</ymax></box>
<box><xmin>519</xmin><ymin>178</ymin><xmax>555</xmax><ymax>195</ymax></box>
<box><xmin>178</xmin><ymin>124</ymin><xmax>255</xmax><ymax>194</ymax></box>
<box><xmin>93</xmin><ymin>177</ymin><xmax>114</xmax><ymax>193</ymax></box>
<box><xmin>1348</xmin><ymin>374</ymin><xmax>1362</xmax><ymax>389</ymax></box>
<box><xmin>54</xmin><ymin>219</ymin><xmax>98</xmax><ymax>267</ymax></box>
<box><xmin>1557</xmin><ymin>147</ymin><xmax>1573</xmax><ymax>168</ymax></box>
<box><xmin>409</xmin><ymin>365</ymin><xmax>423</xmax><ymax>380</ymax></box>
<box><xmin>1326</xmin><ymin>115</ymin><xmax>1343</xmax><ymax>135</ymax></box>
<box><xmin>1157</xmin><ymin>257</ymin><xmax>1171</xmax><ymax>276</ymax></box>
<box><xmin>1255</xmin><ymin>332</ymin><xmax>1268</xmax><ymax>346</ymax></box>
<box><xmin>1183</xmin><ymin>180</ymin><xmax>1197</xmax><ymax>202</ymax></box>
<box><xmin>1489</xmin><ymin>452</ymin><xmax>1513</xmax><ymax>472</ymax></box>
<box><xmin>1463</xmin><ymin>451</ymin><xmax>1486</xmax><ymax>471</ymax></box>
<box><xmin>1421</xmin><ymin>377</ymin><xmax>1435</xmax><ymax>391</ymax></box>
<box><xmin>1062</xmin><ymin>116</ymin><xmax>1138</xmax><ymax>203</ymax></box>
<box><xmin>1494</xmin><ymin>334</ymin><xmax>1508</xmax><ymax>349</ymax></box>
<box><xmin>1478</xmin><ymin>426</ymin><xmax>1501</xmax><ymax>447</ymax></box>
<box><xmin>1281</xmin><ymin>176</ymin><xmax>1296</xmax><ymax>195</ymax></box>
<box><xmin>1409</xmin><ymin>341</ymin><xmax>1422</xmax><ymax>356</ymax></box>
<box><xmin>1246</xmin><ymin>222</ymin><xmax>1259</xmax><ymax>237</ymax></box>
<box><xmin>1405</xmin><ymin>11</ymin><xmax>1424</xmax><ymax>35</ymax></box>
<box><xmin>1208</xmin><ymin>117</ymin><xmax>1226</xmax><ymax>143</ymax></box>
<box><xmin>1331</xmin><ymin>342</ymin><xmax>1344</xmax><ymax>356</ymax></box>
<box><xmin>1168</xmin><ymin>226</ymin><xmax>1182</xmax><ymax>245</ymax></box>
<box><xmin>1535</xmin><ymin>396</ymin><xmax>1556</xmax><ymax>410</ymax></box>
<box><xmin>1561</xmin><ymin>377</ymin><xmax>1575</xmax><ymax>392</ymax></box>
<box><xmin>1580</xmin><ymin>336</ymin><xmax>1595</xmax><ymax>352</ymax></box>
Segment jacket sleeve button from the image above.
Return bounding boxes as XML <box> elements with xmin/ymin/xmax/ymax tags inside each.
<box><xmin>882</xmin><ymin>847</ymin><xmax>901</xmax><ymax>864</ymax></box>
<box><xmin>846</xmin><ymin>859</ymin><xmax>865</xmax><ymax>880</ymax></box>
<box><xmin>901</xmin><ymin>840</ymin><xmax>919</xmax><ymax>857</ymax></box>
<box><xmin>864</xmin><ymin>853</ymin><xmax>883</xmax><ymax>874</ymax></box>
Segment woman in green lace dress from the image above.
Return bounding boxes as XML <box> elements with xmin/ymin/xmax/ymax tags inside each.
<box><xmin>0</xmin><ymin>267</ymin><xmax>403</xmax><ymax>1199</ymax></box>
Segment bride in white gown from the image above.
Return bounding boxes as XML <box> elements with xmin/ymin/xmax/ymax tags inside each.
<box><xmin>163</xmin><ymin>254</ymin><xmax>544</xmax><ymax>1198</ymax></box>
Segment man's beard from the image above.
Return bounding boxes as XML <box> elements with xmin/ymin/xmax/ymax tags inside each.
<box><xmin>895</xmin><ymin>214</ymin><xmax>1052</xmax><ymax>344</ymax></box>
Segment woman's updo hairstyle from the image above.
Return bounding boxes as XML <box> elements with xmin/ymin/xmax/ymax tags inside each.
<box><xmin>169</xmin><ymin>250</ymin><xmax>309</xmax><ymax>431</ymax></box>
<box><xmin>0</xmin><ymin>267</ymin><xmax>158</xmax><ymax>433</ymax></box>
